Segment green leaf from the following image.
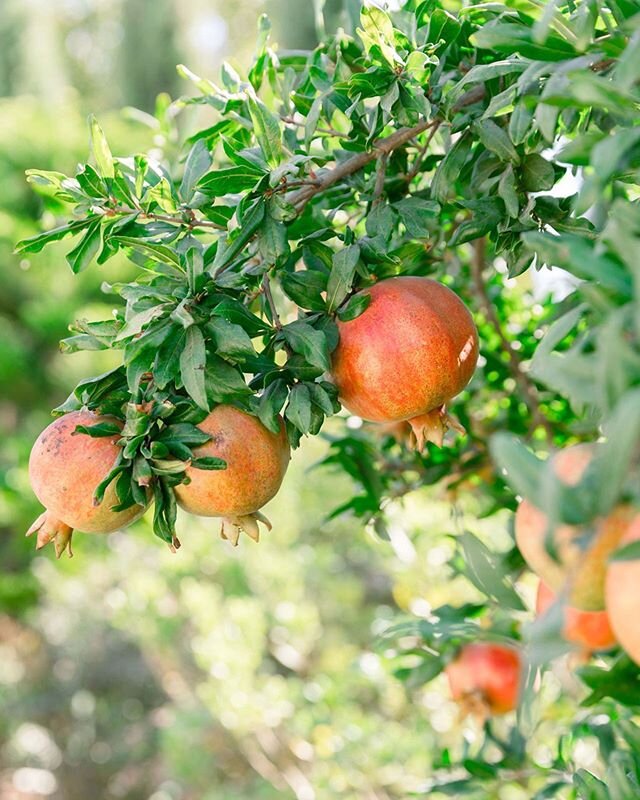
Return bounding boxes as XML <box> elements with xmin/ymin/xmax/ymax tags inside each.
<box><xmin>89</xmin><ymin>114</ymin><xmax>115</xmax><ymax>179</ymax></box>
<box><xmin>521</xmin><ymin>154</ymin><xmax>555</xmax><ymax>191</ymax></box>
<box><xmin>587</xmin><ymin>389</ymin><xmax>640</xmax><ymax>516</ymax></box>
<box><xmin>610</xmin><ymin>540</ymin><xmax>640</xmax><ymax>563</ymax></box>
<box><xmin>115</xmin><ymin>237</ymin><xmax>183</xmax><ymax>270</ymax></box>
<box><xmin>153</xmin><ymin>325</ymin><xmax>186</xmax><ymax>389</ymax></box>
<box><xmin>458</xmin><ymin>532</ymin><xmax>525</xmax><ymax>611</ymax></box>
<box><xmin>211</xmin><ymin>198</ymin><xmax>266</xmax><ymax>273</ymax></box>
<box><xmin>393</xmin><ymin>197</ymin><xmax>439</xmax><ymax>237</ymax></box>
<box><xmin>471</xmin><ymin>21</ymin><xmax>577</xmax><ymax>61</ymax></box>
<box><xmin>196</xmin><ymin>165</ymin><xmax>265</xmax><ymax>197</ymax></box>
<box><xmin>247</xmin><ymin>94</ymin><xmax>283</xmax><ymax>167</ymax></box>
<box><xmin>115</xmin><ymin>306</ymin><xmax>167</xmax><ymax>342</ymax></box>
<box><xmin>206</xmin><ymin>316</ymin><xmax>256</xmax><ymax>361</ymax></box>
<box><xmin>431</xmin><ymin>133</ymin><xmax>471</xmax><ymax>202</ymax></box>
<box><xmin>285</xmin><ymin>383</ymin><xmax>312</xmax><ymax>433</ymax></box>
<box><xmin>474</xmin><ymin>119</ymin><xmax>520</xmax><ymax>164</ymax></box>
<box><xmin>327</xmin><ymin>244</ymin><xmax>360</xmax><ymax>313</ymax></box>
<box><xmin>448</xmin><ymin>59</ymin><xmax>528</xmax><ymax>106</ymax></box>
<box><xmin>73</xmin><ymin>422</ymin><xmax>121</xmax><ymax>438</ymax></box>
<box><xmin>15</xmin><ymin>217</ymin><xmax>99</xmax><ymax>255</ymax></box>
<box><xmin>204</xmin><ymin>355</ymin><xmax>251</xmax><ymax>403</ymax></box>
<box><xmin>522</xmin><ymin>232</ymin><xmax>632</xmax><ymax>296</ymax></box>
<box><xmin>490</xmin><ymin>433</ymin><xmax>545</xmax><ymax>507</ymax></box>
<box><xmin>180</xmin><ymin>139</ymin><xmax>213</xmax><ymax>201</ymax></box>
<box><xmin>498</xmin><ymin>165</ymin><xmax>519</xmax><ymax>218</ymax></box>
<box><xmin>337</xmin><ymin>292</ymin><xmax>371</xmax><ymax>322</ymax></box>
<box><xmin>65</xmin><ymin>219</ymin><xmax>102</xmax><ymax>273</ymax></box>
<box><xmin>179</xmin><ymin>326</ymin><xmax>208</xmax><ymax>410</ymax></box>
<box><xmin>191</xmin><ymin>456</ymin><xmax>227</xmax><ymax>470</ymax></box>
<box><xmin>281</xmin><ymin>270</ymin><xmax>328</xmax><ymax>311</ymax></box>
<box><xmin>283</xmin><ymin>321</ymin><xmax>331</xmax><ymax>371</ymax></box>
<box><xmin>258</xmin><ymin>379</ymin><xmax>288</xmax><ymax>433</ymax></box>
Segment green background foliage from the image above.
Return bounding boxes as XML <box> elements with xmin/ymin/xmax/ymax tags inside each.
<box><xmin>2</xmin><ymin>1</ymin><xmax>640</xmax><ymax>798</ymax></box>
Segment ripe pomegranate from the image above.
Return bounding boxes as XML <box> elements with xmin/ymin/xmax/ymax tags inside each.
<box><xmin>605</xmin><ymin>516</ymin><xmax>640</xmax><ymax>665</ymax></box>
<box><xmin>536</xmin><ymin>581</ymin><xmax>616</xmax><ymax>653</ymax></box>
<box><xmin>445</xmin><ymin>642</ymin><xmax>521</xmax><ymax>717</ymax></box>
<box><xmin>331</xmin><ymin>276</ymin><xmax>478</xmax><ymax>449</ymax></box>
<box><xmin>515</xmin><ymin>444</ymin><xmax>635</xmax><ymax>611</ymax></box>
<box><xmin>27</xmin><ymin>410</ymin><xmax>148</xmax><ymax>557</ymax></box>
<box><xmin>174</xmin><ymin>405</ymin><xmax>290</xmax><ymax>545</ymax></box>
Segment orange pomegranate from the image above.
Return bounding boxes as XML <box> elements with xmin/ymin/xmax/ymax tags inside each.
<box><xmin>445</xmin><ymin>642</ymin><xmax>521</xmax><ymax>717</ymax></box>
<box><xmin>27</xmin><ymin>410</ymin><xmax>148</xmax><ymax>557</ymax></box>
<box><xmin>174</xmin><ymin>405</ymin><xmax>290</xmax><ymax>545</ymax></box>
<box><xmin>605</xmin><ymin>516</ymin><xmax>640</xmax><ymax>665</ymax></box>
<box><xmin>331</xmin><ymin>276</ymin><xmax>478</xmax><ymax>449</ymax></box>
<box><xmin>515</xmin><ymin>444</ymin><xmax>635</xmax><ymax>611</ymax></box>
<box><xmin>536</xmin><ymin>581</ymin><xmax>616</xmax><ymax>653</ymax></box>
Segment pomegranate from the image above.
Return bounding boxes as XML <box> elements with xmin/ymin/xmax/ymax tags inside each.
<box><xmin>174</xmin><ymin>405</ymin><xmax>290</xmax><ymax>545</ymax></box>
<box><xmin>515</xmin><ymin>444</ymin><xmax>634</xmax><ymax>611</ymax></box>
<box><xmin>536</xmin><ymin>581</ymin><xmax>616</xmax><ymax>653</ymax></box>
<box><xmin>605</xmin><ymin>516</ymin><xmax>640</xmax><ymax>665</ymax></box>
<box><xmin>27</xmin><ymin>410</ymin><xmax>148</xmax><ymax>557</ymax></box>
<box><xmin>445</xmin><ymin>642</ymin><xmax>521</xmax><ymax>717</ymax></box>
<box><xmin>331</xmin><ymin>276</ymin><xmax>478</xmax><ymax>449</ymax></box>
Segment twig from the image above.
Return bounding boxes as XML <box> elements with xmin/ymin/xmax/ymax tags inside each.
<box><xmin>404</xmin><ymin>119</ymin><xmax>442</xmax><ymax>183</ymax></box>
<box><xmin>262</xmin><ymin>273</ymin><xmax>282</xmax><ymax>330</ymax></box>
<box><xmin>110</xmin><ymin>205</ymin><xmax>225</xmax><ymax>230</ymax></box>
<box><xmin>471</xmin><ymin>238</ymin><xmax>554</xmax><ymax>440</ymax></box>
<box><xmin>372</xmin><ymin>151</ymin><xmax>389</xmax><ymax>203</ymax></box>
<box><xmin>281</xmin><ymin>115</ymin><xmax>350</xmax><ymax>139</ymax></box>
<box><xmin>290</xmin><ymin>118</ymin><xmax>439</xmax><ymax>210</ymax></box>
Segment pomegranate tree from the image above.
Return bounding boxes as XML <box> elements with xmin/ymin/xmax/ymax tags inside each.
<box><xmin>27</xmin><ymin>410</ymin><xmax>148</xmax><ymax>557</ymax></box>
<box><xmin>175</xmin><ymin>405</ymin><xmax>290</xmax><ymax>545</ymax></box>
<box><xmin>331</xmin><ymin>276</ymin><xmax>478</xmax><ymax>449</ymax></box>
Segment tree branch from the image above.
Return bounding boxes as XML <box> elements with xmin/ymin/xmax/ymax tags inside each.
<box><xmin>471</xmin><ymin>238</ymin><xmax>554</xmax><ymax>440</ymax></box>
<box><xmin>290</xmin><ymin>118</ymin><xmax>438</xmax><ymax>210</ymax></box>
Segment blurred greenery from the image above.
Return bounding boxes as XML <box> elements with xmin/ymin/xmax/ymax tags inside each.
<box><xmin>2</xmin><ymin>2</ymin><xmax>640</xmax><ymax>799</ymax></box>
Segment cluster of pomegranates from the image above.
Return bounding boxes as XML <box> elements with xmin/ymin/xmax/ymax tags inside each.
<box><xmin>515</xmin><ymin>443</ymin><xmax>640</xmax><ymax>667</ymax></box>
<box><xmin>443</xmin><ymin>443</ymin><xmax>639</xmax><ymax>720</ymax></box>
<box><xmin>27</xmin><ymin>276</ymin><xmax>479</xmax><ymax>556</ymax></box>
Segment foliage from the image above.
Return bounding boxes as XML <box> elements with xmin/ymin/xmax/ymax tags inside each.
<box><xmin>11</xmin><ymin>0</ymin><xmax>640</xmax><ymax>797</ymax></box>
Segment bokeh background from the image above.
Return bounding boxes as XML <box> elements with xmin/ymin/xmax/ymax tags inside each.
<box><xmin>0</xmin><ymin>2</ymin><xmax>556</xmax><ymax>799</ymax></box>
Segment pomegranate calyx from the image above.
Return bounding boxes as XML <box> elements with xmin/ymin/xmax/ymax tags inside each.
<box><xmin>26</xmin><ymin>512</ymin><xmax>74</xmax><ymax>558</ymax></box>
<box><xmin>407</xmin><ymin>407</ymin><xmax>466</xmax><ymax>450</ymax></box>
<box><xmin>219</xmin><ymin>511</ymin><xmax>273</xmax><ymax>546</ymax></box>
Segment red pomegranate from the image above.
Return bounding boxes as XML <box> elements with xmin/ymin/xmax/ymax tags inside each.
<box><xmin>536</xmin><ymin>581</ymin><xmax>616</xmax><ymax>653</ymax></box>
<box><xmin>605</xmin><ymin>516</ymin><xmax>640</xmax><ymax>665</ymax></box>
<box><xmin>27</xmin><ymin>410</ymin><xmax>148</xmax><ymax>557</ymax></box>
<box><xmin>331</xmin><ymin>276</ymin><xmax>478</xmax><ymax>449</ymax></box>
<box><xmin>515</xmin><ymin>444</ymin><xmax>635</xmax><ymax>610</ymax></box>
<box><xmin>445</xmin><ymin>642</ymin><xmax>521</xmax><ymax>717</ymax></box>
<box><xmin>174</xmin><ymin>405</ymin><xmax>290</xmax><ymax>545</ymax></box>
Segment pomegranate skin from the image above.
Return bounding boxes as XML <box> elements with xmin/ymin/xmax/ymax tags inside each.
<box><xmin>605</xmin><ymin>516</ymin><xmax>640</xmax><ymax>665</ymax></box>
<box><xmin>536</xmin><ymin>581</ymin><xmax>616</xmax><ymax>653</ymax></box>
<box><xmin>28</xmin><ymin>410</ymin><xmax>148</xmax><ymax>555</ymax></box>
<box><xmin>515</xmin><ymin>444</ymin><xmax>633</xmax><ymax>611</ymax></box>
<box><xmin>331</xmin><ymin>277</ymin><xmax>478</xmax><ymax>424</ymax></box>
<box><xmin>445</xmin><ymin>642</ymin><xmax>521</xmax><ymax>716</ymax></box>
<box><xmin>174</xmin><ymin>406</ymin><xmax>290</xmax><ymax>543</ymax></box>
